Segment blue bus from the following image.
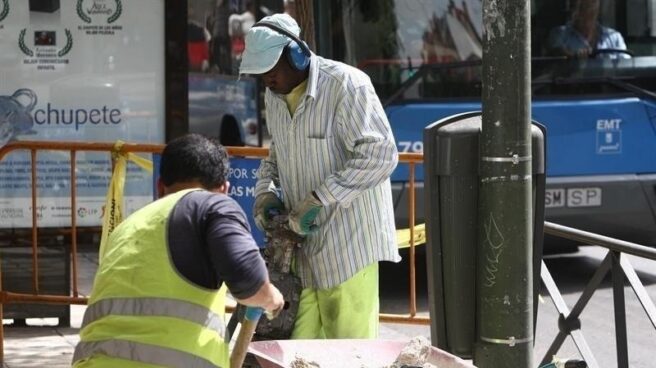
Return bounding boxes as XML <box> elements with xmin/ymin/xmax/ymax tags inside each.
<box><xmin>318</xmin><ymin>0</ymin><xmax>656</xmax><ymax>247</ymax></box>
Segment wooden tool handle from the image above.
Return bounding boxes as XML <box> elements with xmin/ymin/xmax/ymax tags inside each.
<box><xmin>230</xmin><ymin>307</ymin><xmax>263</xmax><ymax>368</ymax></box>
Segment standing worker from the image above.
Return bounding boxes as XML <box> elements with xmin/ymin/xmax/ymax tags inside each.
<box><xmin>72</xmin><ymin>134</ymin><xmax>284</xmax><ymax>367</ymax></box>
<box><xmin>240</xmin><ymin>13</ymin><xmax>400</xmax><ymax>339</ymax></box>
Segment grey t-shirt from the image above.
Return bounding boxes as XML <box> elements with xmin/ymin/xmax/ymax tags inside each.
<box><xmin>167</xmin><ymin>190</ymin><xmax>267</xmax><ymax>299</ymax></box>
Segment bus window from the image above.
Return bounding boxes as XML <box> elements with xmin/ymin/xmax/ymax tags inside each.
<box><xmin>331</xmin><ymin>0</ymin><xmax>484</xmax><ymax>101</ymax></box>
<box><xmin>328</xmin><ymin>0</ymin><xmax>656</xmax><ymax>101</ymax></box>
<box><xmin>532</xmin><ymin>0</ymin><xmax>656</xmax><ymax>97</ymax></box>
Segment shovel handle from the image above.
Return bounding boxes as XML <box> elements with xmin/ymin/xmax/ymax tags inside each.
<box><xmin>230</xmin><ymin>307</ymin><xmax>263</xmax><ymax>368</ymax></box>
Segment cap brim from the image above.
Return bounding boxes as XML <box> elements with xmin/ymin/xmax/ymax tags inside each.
<box><xmin>239</xmin><ymin>45</ymin><xmax>285</xmax><ymax>75</ymax></box>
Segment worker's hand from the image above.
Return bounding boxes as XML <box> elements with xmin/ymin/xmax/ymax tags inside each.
<box><xmin>265</xmin><ymin>304</ymin><xmax>284</xmax><ymax>320</ymax></box>
<box><xmin>253</xmin><ymin>192</ymin><xmax>285</xmax><ymax>231</ymax></box>
<box><xmin>265</xmin><ymin>285</ymin><xmax>285</xmax><ymax>319</ymax></box>
<box><xmin>289</xmin><ymin>192</ymin><xmax>323</xmax><ymax>235</ymax></box>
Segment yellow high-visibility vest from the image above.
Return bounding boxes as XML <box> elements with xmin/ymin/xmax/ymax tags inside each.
<box><xmin>73</xmin><ymin>189</ymin><xmax>229</xmax><ymax>368</ymax></box>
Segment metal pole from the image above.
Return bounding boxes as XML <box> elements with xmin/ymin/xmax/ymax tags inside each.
<box><xmin>611</xmin><ymin>252</ymin><xmax>629</xmax><ymax>368</ymax></box>
<box><xmin>476</xmin><ymin>0</ymin><xmax>533</xmax><ymax>367</ymax></box>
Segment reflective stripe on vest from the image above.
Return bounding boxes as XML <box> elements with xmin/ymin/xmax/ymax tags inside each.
<box><xmin>81</xmin><ymin>297</ymin><xmax>226</xmax><ymax>337</ymax></box>
<box><xmin>73</xmin><ymin>339</ymin><xmax>219</xmax><ymax>368</ymax></box>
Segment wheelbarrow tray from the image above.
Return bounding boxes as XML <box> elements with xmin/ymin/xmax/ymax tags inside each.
<box><xmin>248</xmin><ymin>339</ymin><xmax>476</xmax><ymax>368</ymax></box>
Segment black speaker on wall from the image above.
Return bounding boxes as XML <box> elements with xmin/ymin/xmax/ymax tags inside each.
<box><xmin>29</xmin><ymin>0</ymin><xmax>61</xmax><ymax>13</ymax></box>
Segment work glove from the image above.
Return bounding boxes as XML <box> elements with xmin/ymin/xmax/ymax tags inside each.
<box><xmin>289</xmin><ymin>192</ymin><xmax>323</xmax><ymax>235</ymax></box>
<box><xmin>253</xmin><ymin>192</ymin><xmax>285</xmax><ymax>231</ymax></box>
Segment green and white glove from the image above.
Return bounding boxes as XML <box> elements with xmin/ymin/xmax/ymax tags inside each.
<box><xmin>253</xmin><ymin>192</ymin><xmax>285</xmax><ymax>231</ymax></box>
<box><xmin>289</xmin><ymin>192</ymin><xmax>323</xmax><ymax>235</ymax></box>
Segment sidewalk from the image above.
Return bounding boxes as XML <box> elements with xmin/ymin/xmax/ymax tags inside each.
<box><xmin>2</xmin><ymin>307</ymin><xmax>85</xmax><ymax>368</ymax></box>
<box><xmin>1</xmin><ymin>249</ymin><xmax>430</xmax><ymax>368</ymax></box>
<box><xmin>2</xmin><ymin>248</ymin><xmax>99</xmax><ymax>368</ymax></box>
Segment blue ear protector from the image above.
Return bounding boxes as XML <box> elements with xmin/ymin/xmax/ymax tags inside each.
<box><xmin>252</xmin><ymin>21</ymin><xmax>311</xmax><ymax>71</ymax></box>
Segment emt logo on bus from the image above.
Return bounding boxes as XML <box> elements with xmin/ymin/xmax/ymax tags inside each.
<box><xmin>596</xmin><ymin>118</ymin><xmax>622</xmax><ymax>154</ymax></box>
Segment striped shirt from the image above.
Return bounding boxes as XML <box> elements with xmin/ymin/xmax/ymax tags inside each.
<box><xmin>255</xmin><ymin>55</ymin><xmax>401</xmax><ymax>289</ymax></box>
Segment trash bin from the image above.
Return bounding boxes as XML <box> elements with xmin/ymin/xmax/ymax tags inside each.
<box><xmin>424</xmin><ymin>111</ymin><xmax>546</xmax><ymax>358</ymax></box>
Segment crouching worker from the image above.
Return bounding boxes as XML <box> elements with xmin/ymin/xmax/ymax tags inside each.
<box><xmin>72</xmin><ymin>134</ymin><xmax>284</xmax><ymax>368</ymax></box>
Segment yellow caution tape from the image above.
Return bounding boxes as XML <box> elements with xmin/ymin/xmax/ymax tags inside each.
<box><xmin>396</xmin><ymin>223</ymin><xmax>426</xmax><ymax>248</ymax></box>
<box><xmin>99</xmin><ymin>141</ymin><xmax>153</xmax><ymax>258</ymax></box>
<box><xmin>126</xmin><ymin>151</ymin><xmax>153</xmax><ymax>173</ymax></box>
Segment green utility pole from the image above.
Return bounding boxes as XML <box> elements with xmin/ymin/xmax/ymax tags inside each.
<box><xmin>475</xmin><ymin>0</ymin><xmax>533</xmax><ymax>367</ymax></box>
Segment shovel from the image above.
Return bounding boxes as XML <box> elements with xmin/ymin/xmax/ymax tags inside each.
<box><xmin>230</xmin><ymin>306</ymin><xmax>263</xmax><ymax>368</ymax></box>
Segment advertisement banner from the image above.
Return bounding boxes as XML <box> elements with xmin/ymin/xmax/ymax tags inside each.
<box><xmin>0</xmin><ymin>0</ymin><xmax>165</xmax><ymax>228</ymax></box>
<box><xmin>227</xmin><ymin>157</ymin><xmax>265</xmax><ymax>247</ymax></box>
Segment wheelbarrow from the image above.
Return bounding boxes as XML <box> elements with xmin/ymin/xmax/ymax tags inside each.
<box><xmin>248</xmin><ymin>339</ymin><xmax>476</xmax><ymax>368</ymax></box>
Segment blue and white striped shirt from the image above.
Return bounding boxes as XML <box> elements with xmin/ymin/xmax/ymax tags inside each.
<box><xmin>255</xmin><ymin>55</ymin><xmax>401</xmax><ymax>289</ymax></box>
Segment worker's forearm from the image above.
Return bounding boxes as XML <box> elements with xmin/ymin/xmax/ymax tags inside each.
<box><xmin>236</xmin><ymin>281</ymin><xmax>283</xmax><ymax>312</ymax></box>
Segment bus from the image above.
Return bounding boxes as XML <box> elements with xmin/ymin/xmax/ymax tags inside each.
<box><xmin>312</xmin><ymin>0</ymin><xmax>656</xmax><ymax>248</ymax></box>
<box><xmin>184</xmin><ymin>0</ymin><xmax>656</xmax><ymax>248</ymax></box>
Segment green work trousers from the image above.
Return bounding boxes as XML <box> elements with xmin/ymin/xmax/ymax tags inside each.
<box><xmin>291</xmin><ymin>262</ymin><xmax>379</xmax><ymax>339</ymax></box>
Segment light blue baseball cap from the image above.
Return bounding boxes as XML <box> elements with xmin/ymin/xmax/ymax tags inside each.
<box><xmin>239</xmin><ymin>13</ymin><xmax>301</xmax><ymax>75</ymax></box>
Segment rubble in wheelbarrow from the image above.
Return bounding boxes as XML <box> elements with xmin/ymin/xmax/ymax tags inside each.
<box><xmin>290</xmin><ymin>355</ymin><xmax>321</xmax><ymax>368</ymax></box>
<box><xmin>386</xmin><ymin>336</ymin><xmax>438</xmax><ymax>368</ymax></box>
<box><xmin>287</xmin><ymin>337</ymin><xmax>439</xmax><ymax>368</ymax></box>
<box><xmin>252</xmin><ymin>336</ymin><xmax>456</xmax><ymax>368</ymax></box>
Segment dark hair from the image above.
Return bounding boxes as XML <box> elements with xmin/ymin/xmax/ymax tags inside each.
<box><xmin>159</xmin><ymin>134</ymin><xmax>230</xmax><ymax>189</ymax></box>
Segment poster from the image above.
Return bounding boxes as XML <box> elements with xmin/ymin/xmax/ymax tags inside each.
<box><xmin>227</xmin><ymin>157</ymin><xmax>265</xmax><ymax>246</ymax></box>
<box><xmin>0</xmin><ymin>0</ymin><xmax>165</xmax><ymax>228</ymax></box>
